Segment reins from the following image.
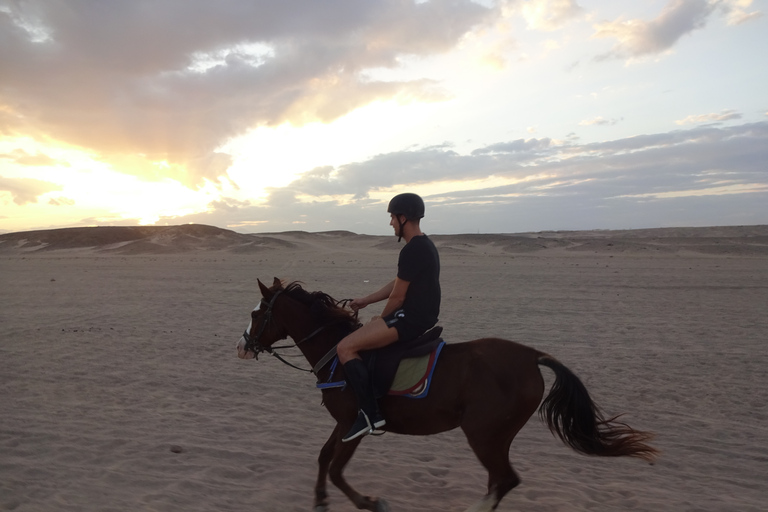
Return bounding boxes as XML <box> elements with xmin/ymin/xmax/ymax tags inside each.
<box><xmin>242</xmin><ymin>292</ymin><xmax>356</xmax><ymax>374</ymax></box>
<box><xmin>265</xmin><ymin>323</ymin><xmax>339</xmax><ymax>374</ymax></box>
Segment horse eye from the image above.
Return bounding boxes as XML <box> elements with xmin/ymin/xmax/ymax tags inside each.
<box><xmin>251</xmin><ymin>310</ymin><xmax>260</xmax><ymax>319</ymax></box>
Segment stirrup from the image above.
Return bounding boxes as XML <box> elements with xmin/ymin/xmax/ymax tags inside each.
<box><xmin>371</xmin><ymin>415</ymin><xmax>386</xmax><ymax>430</ymax></box>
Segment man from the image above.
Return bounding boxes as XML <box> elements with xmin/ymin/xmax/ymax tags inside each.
<box><xmin>337</xmin><ymin>192</ymin><xmax>441</xmax><ymax>442</ymax></box>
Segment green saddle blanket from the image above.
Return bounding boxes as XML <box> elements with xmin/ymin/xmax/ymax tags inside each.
<box><xmin>387</xmin><ymin>341</ymin><xmax>445</xmax><ymax>398</ymax></box>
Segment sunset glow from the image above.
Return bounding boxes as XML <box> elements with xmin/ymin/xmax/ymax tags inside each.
<box><xmin>1</xmin><ymin>1</ymin><xmax>766</xmax><ymax>234</ymax></box>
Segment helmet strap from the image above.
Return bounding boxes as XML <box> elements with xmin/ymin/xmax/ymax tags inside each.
<box><xmin>397</xmin><ymin>216</ymin><xmax>407</xmax><ymax>243</ymax></box>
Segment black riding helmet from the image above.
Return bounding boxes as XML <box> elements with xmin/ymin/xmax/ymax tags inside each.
<box><xmin>388</xmin><ymin>193</ymin><xmax>425</xmax><ymax>242</ymax></box>
<box><xmin>387</xmin><ymin>193</ymin><xmax>425</xmax><ymax>220</ymax></box>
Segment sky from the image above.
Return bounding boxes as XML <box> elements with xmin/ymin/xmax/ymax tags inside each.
<box><xmin>1</xmin><ymin>0</ymin><xmax>766</xmax><ymax>236</ymax></box>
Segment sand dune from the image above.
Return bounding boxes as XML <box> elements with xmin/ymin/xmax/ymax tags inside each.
<box><xmin>2</xmin><ymin>224</ymin><xmax>767</xmax><ymax>256</ymax></box>
<box><xmin>0</xmin><ymin>225</ymin><xmax>294</xmax><ymax>255</ymax></box>
<box><xmin>1</xmin><ymin>225</ymin><xmax>767</xmax><ymax>511</ymax></box>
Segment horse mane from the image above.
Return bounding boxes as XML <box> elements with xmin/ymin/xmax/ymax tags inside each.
<box><xmin>282</xmin><ymin>281</ymin><xmax>361</xmax><ymax>332</ymax></box>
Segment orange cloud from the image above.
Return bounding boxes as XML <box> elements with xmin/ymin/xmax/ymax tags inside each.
<box><xmin>1</xmin><ymin>1</ymin><xmax>493</xmax><ymax>189</ymax></box>
<box><xmin>0</xmin><ymin>176</ymin><xmax>62</xmax><ymax>205</ymax></box>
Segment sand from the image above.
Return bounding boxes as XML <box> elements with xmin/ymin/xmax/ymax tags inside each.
<box><xmin>1</xmin><ymin>226</ymin><xmax>767</xmax><ymax>511</ymax></box>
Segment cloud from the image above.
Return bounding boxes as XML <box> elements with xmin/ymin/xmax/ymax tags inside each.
<box><xmin>278</xmin><ymin>148</ymin><xmax>487</xmax><ymax>199</ymax></box>
<box><xmin>471</xmin><ymin>137</ymin><xmax>552</xmax><ymax>155</ymax></box>
<box><xmin>285</xmin><ymin>122</ymin><xmax>768</xmax><ymax>204</ymax></box>
<box><xmin>519</xmin><ymin>0</ymin><xmax>585</xmax><ymax>31</ymax></box>
<box><xmin>209</xmin><ymin>196</ymin><xmax>252</xmax><ymax>211</ymax></box>
<box><xmin>48</xmin><ymin>197</ymin><xmax>76</xmax><ymax>206</ymax></box>
<box><xmin>675</xmin><ymin>109</ymin><xmax>742</xmax><ymax>125</ymax></box>
<box><xmin>592</xmin><ymin>0</ymin><xmax>716</xmax><ymax>60</ymax></box>
<box><xmin>162</xmin><ymin>122</ymin><xmax>768</xmax><ymax>233</ymax></box>
<box><xmin>579</xmin><ymin>116</ymin><xmax>622</xmax><ymax>126</ymax></box>
<box><xmin>720</xmin><ymin>0</ymin><xmax>763</xmax><ymax>25</ymax></box>
<box><xmin>0</xmin><ymin>148</ymin><xmax>66</xmax><ymax>166</ymax></box>
<box><xmin>0</xmin><ymin>1</ymin><xmax>494</xmax><ymax>188</ymax></box>
<box><xmin>0</xmin><ymin>176</ymin><xmax>62</xmax><ymax>205</ymax></box>
<box><xmin>478</xmin><ymin>33</ymin><xmax>519</xmax><ymax>70</ymax></box>
<box><xmin>77</xmin><ymin>216</ymin><xmax>143</xmax><ymax>227</ymax></box>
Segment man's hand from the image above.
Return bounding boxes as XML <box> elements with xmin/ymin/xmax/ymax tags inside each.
<box><xmin>349</xmin><ymin>298</ymin><xmax>368</xmax><ymax>311</ymax></box>
<box><xmin>349</xmin><ymin>279</ymin><xmax>396</xmax><ymax>312</ymax></box>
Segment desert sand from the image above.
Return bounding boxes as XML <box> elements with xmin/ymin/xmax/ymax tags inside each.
<box><xmin>1</xmin><ymin>225</ymin><xmax>767</xmax><ymax>511</ymax></box>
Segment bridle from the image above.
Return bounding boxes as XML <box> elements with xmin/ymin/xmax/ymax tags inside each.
<box><xmin>241</xmin><ymin>289</ymin><xmax>355</xmax><ymax>373</ymax></box>
<box><xmin>241</xmin><ymin>289</ymin><xmax>284</xmax><ymax>359</ymax></box>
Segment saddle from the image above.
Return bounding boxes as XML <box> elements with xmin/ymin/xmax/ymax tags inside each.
<box><xmin>363</xmin><ymin>325</ymin><xmax>444</xmax><ymax>398</ymax></box>
<box><xmin>315</xmin><ymin>326</ymin><xmax>445</xmax><ymax>399</ymax></box>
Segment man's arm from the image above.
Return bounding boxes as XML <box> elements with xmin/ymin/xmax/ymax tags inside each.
<box><xmin>350</xmin><ymin>280</ymin><xmax>395</xmax><ymax>311</ymax></box>
<box><xmin>380</xmin><ymin>277</ymin><xmax>410</xmax><ymax>318</ymax></box>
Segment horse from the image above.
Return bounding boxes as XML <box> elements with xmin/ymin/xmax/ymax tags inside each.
<box><xmin>236</xmin><ymin>278</ymin><xmax>658</xmax><ymax>512</ymax></box>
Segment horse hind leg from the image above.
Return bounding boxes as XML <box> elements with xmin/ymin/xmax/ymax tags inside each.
<box><xmin>462</xmin><ymin>452</ymin><xmax>520</xmax><ymax>512</ymax></box>
<box><xmin>461</xmin><ymin>427</ymin><xmax>522</xmax><ymax>512</ymax></box>
<box><xmin>463</xmin><ymin>459</ymin><xmax>520</xmax><ymax>512</ymax></box>
<box><xmin>464</xmin><ymin>493</ymin><xmax>500</xmax><ymax>512</ymax></box>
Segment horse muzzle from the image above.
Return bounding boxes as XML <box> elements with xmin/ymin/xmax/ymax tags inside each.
<box><xmin>236</xmin><ymin>335</ymin><xmax>257</xmax><ymax>360</ymax></box>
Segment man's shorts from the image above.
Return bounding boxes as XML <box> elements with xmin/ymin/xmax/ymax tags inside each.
<box><xmin>382</xmin><ymin>309</ymin><xmax>427</xmax><ymax>343</ymax></box>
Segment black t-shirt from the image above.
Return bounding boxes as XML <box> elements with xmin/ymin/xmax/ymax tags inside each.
<box><xmin>397</xmin><ymin>235</ymin><xmax>441</xmax><ymax>329</ymax></box>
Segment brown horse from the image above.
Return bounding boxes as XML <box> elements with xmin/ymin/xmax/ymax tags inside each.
<box><xmin>236</xmin><ymin>278</ymin><xmax>658</xmax><ymax>512</ymax></box>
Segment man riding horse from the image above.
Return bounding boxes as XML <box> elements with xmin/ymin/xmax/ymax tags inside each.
<box><xmin>336</xmin><ymin>192</ymin><xmax>441</xmax><ymax>442</ymax></box>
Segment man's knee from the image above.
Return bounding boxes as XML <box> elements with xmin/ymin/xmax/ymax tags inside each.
<box><xmin>337</xmin><ymin>319</ymin><xmax>398</xmax><ymax>363</ymax></box>
<box><xmin>337</xmin><ymin>338</ymin><xmax>356</xmax><ymax>363</ymax></box>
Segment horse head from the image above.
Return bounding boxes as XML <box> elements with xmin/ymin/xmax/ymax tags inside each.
<box><xmin>236</xmin><ymin>277</ymin><xmax>289</xmax><ymax>360</ymax></box>
<box><xmin>236</xmin><ymin>278</ymin><xmax>361</xmax><ymax>364</ymax></box>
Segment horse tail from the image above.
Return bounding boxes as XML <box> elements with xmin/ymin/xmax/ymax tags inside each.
<box><xmin>537</xmin><ymin>355</ymin><xmax>658</xmax><ymax>462</ymax></box>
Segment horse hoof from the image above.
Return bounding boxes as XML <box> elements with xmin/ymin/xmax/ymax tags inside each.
<box><xmin>375</xmin><ymin>499</ymin><xmax>391</xmax><ymax>512</ymax></box>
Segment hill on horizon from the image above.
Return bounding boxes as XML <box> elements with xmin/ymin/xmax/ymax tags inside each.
<box><xmin>1</xmin><ymin>223</ymin><xmax>767</xmax><ymax>256</ymax></box>
<box><xmin>0</xmin><ymin>224</ymin><xmax>297</xmax><ymax>254</ymax></box>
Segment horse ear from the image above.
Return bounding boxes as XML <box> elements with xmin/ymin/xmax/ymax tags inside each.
<box><xmin>272</xmin><ymin>277</ymin><xmax>281</xmax><ymax>288</ymax></box>
<box><xmin>258</xmin><ymin>279</ymin><xmax>272</xmax><ymax>298</ymax></box>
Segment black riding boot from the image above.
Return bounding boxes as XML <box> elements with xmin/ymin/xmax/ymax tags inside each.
<box><xmin>342</xmin><ymin>358</ymin><xmax>386</xmax><ymax>442</ymax></box>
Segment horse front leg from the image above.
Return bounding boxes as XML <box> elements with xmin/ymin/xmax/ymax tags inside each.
<box><xmin>314</xmin><ymin>425</ymin><xmax>340</xmax><ymax>512</ymax></box>
<box><xmin>328</xmin><ymin>433</ymin><xmax>390</xmax><ymax>512</ymax></box>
